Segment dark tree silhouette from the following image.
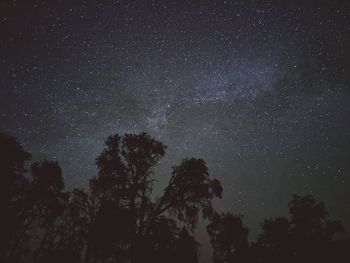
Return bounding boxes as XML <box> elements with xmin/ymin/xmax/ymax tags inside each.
<box><xmin>256</xmin><ymin>217</ymin><xmax>290</xmax><ymax>249</ymax></box>
<box><xmin>288</xmin><ymin>194</ymin><xmax>345</xmax><ymax>263</ymax></box>
<box><xmin>207</xmin><ymin>213</ymin><xmax>249</xmax><ymax>263</ymax></box>
<box><xmin>34</xmin><ymin>188</ymin><xmax>91</xmax><ymax>263</ymax></box>
<box><xmin>208</xmin><ymin>194</ymin><xmax>349</xmax><ymax>263</ymax></box>
<box><xmin>1</xmin><ymin>131</ymin><xmax>350</xmax><ymax>263</ymax></box>
<box><xmin>288</xmin><ymin>194</ymin><xmax>344</xmax><ymax>241</ymax></box>
<box><xmin>30</xmin><ymin>174</ymin><xmax>83</xmax><ymax>263</ymax></box>
<box><xmin>86</xmin><ymin>132</ymin><xmax>223</xmax><ymax>262</ymax></box>
<box><xmin>21</xmin><ymin>160</ymin><xmax>66</xmax><ymax>263</ymax></box>
<box><xmin>253</xmin><ymin>217</ymin><xmax>291</xmax><ymax>263</ymax></box>
<box><xmin>0</xmin><ymin>135</ymin><xmax>69</xmax><ymax>263</ymax></box>
<box><xmin>0</xmin><ymin>133</ymin><xmax>31</xmax><ymax>262</ymax></box>
<box><xmin>252</xmin><ymin>194</ymin><xmax>347</xmax><ymax>263</ymax></box>
<box><xmin>174</xmin><ymin>227</ymin><xmax>199</xmax><ymax>263</ymax></box>
<box><xmin>1</xmin><ymin>132</ymin><xmax>221</xmax><ymax>263</ymax></box>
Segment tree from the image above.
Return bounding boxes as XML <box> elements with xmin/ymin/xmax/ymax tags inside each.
<box><xmin>24</xmin><ymin>160</ymin><xmax>66</xmax><ymax>263</ymax></box>
<box><xmin>207</xmin><ymin>213</ymin><xmax>249</xmax><ymax>263</ymax></box>
<box><xmin>288</xmin><ymin>194</ymin><xmax>345</xmax><ymax>262</ymax></box>
<box><xmin>253</xmin><ymin>217</ymin><xmax>291</xmax><ymax>263</ymax></box>
<box><xmin>253</xmin><ymin>194</ymin><xmax>346</xmax><ymax>263</ymax></box>
<box><xmin>0</xmin><ymin>133</ymin><xmax>31</xmax><ymax>262</ymax></box>
<box><xmin>32</xmin><ymin>188</ymin><xmax>89</xmax><ymax>263</ymax></box>
<box><xmin>289</xmin><ymin>194</ymin><xmax>344</xmax><ymax>241</ymax></box>
<box><xmin>0</xmin><ymin>132</ymin><xmax>222</xmax><ymax>263</ymax></box>
<box><xmin>0</xmin><ymin>133</ymin><xmax>67</xmax><ymax>263</ymax></box>
<box><xmin>3</xmin><ymin>131</ymin><xmax>349</xmax><ymax>263</ymax></box>
<box><xmin>174</xmin><ymin>227</ymin><xmax>199</xmax><ymax>263</ymax></box>
<box><xmin>87</xmin><ymin>132</ymin><xmax>223</xmax><ymax>262</ymax></box>
<box><xmin>256</xmin><ymin>217</ymin><xmax>290</xmax><ymax>250</ymax></box>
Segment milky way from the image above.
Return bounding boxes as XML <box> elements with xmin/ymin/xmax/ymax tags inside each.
<box><xmin>1</xmin><ymin>1</ymin><xmax>350</xmax><ymax>260</ymax></box>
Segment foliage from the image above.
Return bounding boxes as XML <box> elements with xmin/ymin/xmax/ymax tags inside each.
<box><xmin>1</xmin><ymin>131</ymin><xmax>349</xmax><ymax>263</ymax></box>
<box><xmin>208</xmin><ymin>195</ymin><xmax>348</xmax><ymax>263</ymax></box>
<box><xmin>207</xmin><ymin>213</ymin><xmax>249</xmax><ymax>263</ymax></box>
<box><xmin>0</xmin><ymin>132</ymin><xmax>221</xmax><ymax>263</ymax></box>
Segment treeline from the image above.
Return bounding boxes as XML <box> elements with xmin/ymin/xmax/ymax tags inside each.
<box><xmin>0</xmin><ymin>132</ymin><xmax>349</xmax><ymax>263</ymax></box>
<box><xmin>208</xmin><ymin>194</ymin><xmax>349</xmax><ymax>263</ymax></box>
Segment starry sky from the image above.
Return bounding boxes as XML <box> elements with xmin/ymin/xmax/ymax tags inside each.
<box><xmin>1</xmin><ymin>0</ymin><xmax>350</xmax><ymax>260</ymax></box>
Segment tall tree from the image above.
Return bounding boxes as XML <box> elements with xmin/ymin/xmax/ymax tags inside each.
<box><xmin>87</xmin><ymin>132</ymin><xmax>223</xmax><ymax>262</ymax></box>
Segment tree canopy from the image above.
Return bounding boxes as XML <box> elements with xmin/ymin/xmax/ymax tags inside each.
<box><xmin>1</xmin><ymin>132</ymin><xmax>222</xmax><ymax>263</ymax></box>
<box><xmin>1</xmin><ymin>131</ymin><xmax>349</xmax><ymax>263</ymax></box>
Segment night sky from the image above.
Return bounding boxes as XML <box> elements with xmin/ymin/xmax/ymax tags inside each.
<box><xmin>1</xmin><ymin>0</ymin><xmax>350</xmax><ymax>260</ymax></box>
